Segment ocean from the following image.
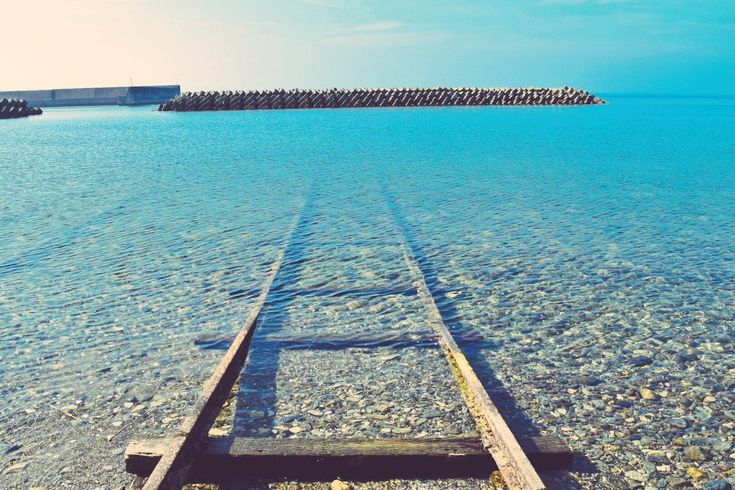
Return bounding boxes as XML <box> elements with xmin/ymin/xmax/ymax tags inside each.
<box><xmin>1</xmin><ymin>96</ymin><xmax>733</xmax><ymax>488</ymax></box>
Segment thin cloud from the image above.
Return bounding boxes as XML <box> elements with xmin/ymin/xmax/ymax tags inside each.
<box><xmin>350</xmin><ymin>21</ymin><xmax>405</xmax><ymax>32</ymax></box>
<box><xmin>302</xmin><ymin>0</ymin><xmax>356</xmax><ymax>7</ymax></box>
<box><xmin>321</xmin><ymin>30</ymin><xmax>447</xmax><ymax>47</ymax></box>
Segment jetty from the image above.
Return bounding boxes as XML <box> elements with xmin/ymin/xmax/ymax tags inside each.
<box><xmin>0</xmin><ymin>98</ymin><xmax>42</xmax><ymax>119</ymax></box>
<box><xmin>124</xmin><ymin>180</ymin><xmax>574</xmax><ymax>489</ymax></box>
<box><xmin>0</xmin><ymin>85</ymin><xmax>180</xmax><ymax>108</ymax></box>
<box><xmin>158</xmin><ymin>86</ymin><xmax>604</xmax><ymax>112</ymax></box>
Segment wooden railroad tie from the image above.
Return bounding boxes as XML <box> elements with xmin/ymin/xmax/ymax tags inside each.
<box><xmin>126</xmin><ymin>436</ymin><xmax>573</xmax><ymax>482</ymax></box>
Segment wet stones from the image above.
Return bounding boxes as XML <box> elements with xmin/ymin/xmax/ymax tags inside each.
<box><xmin>0</xmin><ymin>98</ymin><xmax>43</xmax><ymax>119</ymax></box>
<box><xmin>630</xmin><ymin>355</ymin><xmax>653</xmax><ymax>367</ymax></box>
<box><xmin>704</xmin><ymin>480</ymin><xmax>733</xmax><ymax>490</ymax></box>
<box><xmin>158</xmin><ymin>87</ymin><xmax>606</xmax><ymax>112</ymax></box>
<box><xmin>683</xmin><ymin>446</ymin><xmax>709</xmax><ymax>462</ymax></box>
<box><xmin>1</xmin><ymin>443</ymin><xmax>21</xmax><ymax>454</ymax></box>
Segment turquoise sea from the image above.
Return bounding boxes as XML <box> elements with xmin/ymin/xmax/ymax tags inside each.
<box><xmin>1</xmin><ymin>96</ymin><xmax>734</xmax><ymax>488</ymax></box>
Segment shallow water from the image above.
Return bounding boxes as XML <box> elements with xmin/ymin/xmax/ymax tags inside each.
<box><xmin>1</xmin><ymin>97</ymin><xmax>734</xmax><ymax>488</ymax></box>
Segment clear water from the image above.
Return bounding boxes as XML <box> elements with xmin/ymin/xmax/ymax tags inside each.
<box><xmin>1</xmin><ymin>97</ymin><xmax>734</xmax><ymax>487</ymax></box>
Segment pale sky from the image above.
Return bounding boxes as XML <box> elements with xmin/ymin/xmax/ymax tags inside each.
<box><xmin>2</xmin><ymin>0</ymin><xmax>734</xmax><ymax>95</ymax></box>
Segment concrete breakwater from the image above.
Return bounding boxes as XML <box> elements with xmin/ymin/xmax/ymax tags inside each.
<box><xmin>0</xmin><ymin>99</ymin><xmax>42</xmax><ymax>119</ymax></box>
<box><xmin>158</xmin><ymin>86</ymin><xmax>605</xmax><ymax>112</ymax></box>
<box><xmin>0</xmin><ymin>85</ymin><xmax>180</xmax><ymax>108</ymax></box>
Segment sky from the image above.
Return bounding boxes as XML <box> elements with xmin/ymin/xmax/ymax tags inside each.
<box><xmin>2</xmin><ymin>0</ymin><xmax>734</xmax><ymax>95</ymax></box>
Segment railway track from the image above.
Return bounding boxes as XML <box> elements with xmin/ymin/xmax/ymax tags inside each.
<box><xmin>124</xmin><ymin>182</ymin><xmax>572</xmax><ymax>489</ymax></box>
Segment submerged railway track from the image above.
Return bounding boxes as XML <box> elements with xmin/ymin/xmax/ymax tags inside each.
<box><xmin>124</xmin><ymin>181</ymin><xmax>573</xmax><ymax>489</ymax></box>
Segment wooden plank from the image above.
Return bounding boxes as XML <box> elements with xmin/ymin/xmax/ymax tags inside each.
<box><xmin>384</xmin><ymin>195</ymin><xmax>547</xmax><ymax>490</ymax></box>
<box><xmin>126</xmin><ymin>436</ymin><xmax>573</xmax><ymax>481</ymax></box>
<box><xmin>142</xmin><ymin>200</ymin><xmax>310</xmax><ymax>490</ymax></box>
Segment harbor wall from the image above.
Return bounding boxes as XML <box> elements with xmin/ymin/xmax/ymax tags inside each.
<box><xmin>0</xmin><ymin>85</ymin><xmax>180</xmax><ymax>107</ymax></box>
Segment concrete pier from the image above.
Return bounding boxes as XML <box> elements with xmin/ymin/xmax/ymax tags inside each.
<box><xmin>0</xmin><ymin>85</ymin><xmax>180</xmax><ymax>108</ymax></box>
<box><xmin>158</xmin><ymin>87</ymin><xmax>605</xmax><ymax>112</ymax></box>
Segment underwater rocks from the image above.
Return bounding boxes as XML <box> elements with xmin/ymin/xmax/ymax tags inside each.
<box><xmin>158</xmin><ymin>86</ymin><xmax>606</xmax><ymax>112</ymax></box>
<box><xmin>0</xmin><ymin>98</ymin><xmax>42</xmax><ymax>119</ymax></box>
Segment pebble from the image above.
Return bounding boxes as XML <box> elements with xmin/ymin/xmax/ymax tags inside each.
<box><xmin>330</xmin><ymin>480</ymin><xmax>351</xmax><ymax>490</ymax></box>
<box><xmin>666</xmin><ymin>477</ymin><xmax>689</xmax><ymax>488</ymax></box>
<box><xmin>639</xmin><ymin>387</ymin><xmax>659</xmax><ymax>401</ymax></box>
<box><xmin>424</xmin><ymin>409</ymin><xmax>442</xmax><ymax>418</ymax></box>
<box><xmin>683</xmin><ymin>446</ymin><xmax>709</xmax><ymax>462</ymax></box>
<box><xmin>393</xmin><ymin>427</ymin><xmax>412</xmax><ymax>434</ymax></box>
<box><xmin>625</xmin><ymin>470</ymin><xmax>648</xmax><ymax>482</ymax></box>
<box><xmin>630</xmin><ymin>355</ymin><xmax>653</xmax><ymax>367</ymax></box>
<box><xmin>687</xmin><ymin>467</ymin><xmax>705</xmax><ymax>480</ymax></box>
<box><xmin>1</xmin><ymin>443</ymin><xmax>21</xmax><ymax>454</ymax></box>
<box><xmin>704</xmin><ymin>480</ymin><xmax>732</xmax><ymax>490</ymax></box>
<box><xmin>3</xmin><ymin>461</ymin><xmax>28</xmax><ymax>473</ymax></box>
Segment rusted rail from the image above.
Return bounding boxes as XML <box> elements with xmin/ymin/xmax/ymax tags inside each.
<box><xmin>139</xmin><ymin>191</ymin><xmax>313</xmax><ymax>490</ymax></box>
<box><xmin>382</xmin><ymin>184</ymin><xmax>547</xmax><ymax>490</ymax></box>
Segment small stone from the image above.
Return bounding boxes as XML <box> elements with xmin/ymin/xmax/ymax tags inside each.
<box><xmin>676</xmin><ymin>351</ymin><xmax>699</xmax><ymax>364</ymax></box>
<box><xmin>687</xmin><ymin>467</ymin><xmax>705</xmax><ymax>480</ymax></box>
<box><xmin>208</xmin><ymin>428</ymin><xmax>228</xmax><ymax>437</ymax></box>
<box><xmin>625</xmin><ymin>470</ymin><xmax>649</xmax><ymax>482</ymax></box>
<box><xmin>713</xmin><ymin>441</ymin><xmax>732</xmax><ymax>453</ymax></box>
<box><xmin>4</xmin><ymin>461</ymin><xmax>28</xmax><ymax>472</ymax></box>
<box><xmin>639</xmin><ymin>388</ymin><xmax>659</xmax><ymax>401</ymax></box>
<box><xmin>307</xmin><ymin>409</ymin><xmax>322</xmax><ymax>417</ymax></box>
<box><xmin>346</xmin><ymin>300</ymin><xmax>363</xmax><ymax>310</ymax></box>
<box><xmin>704</xmin><ymin>479</ymin><xmax>732</xmax><ymax>490</ymax></box>
<box><xmin>424</xmin><ymin>409</ymin><xmax>442</xmax><ymax>418</ymax></box>
<box><xmin>646</xmin><ymin>450</ymin><xmax>667</xmax><ymax>463</ymax></box>
<box><xmin>393</xmin><ymin>427</ymin><xmax>412</xmax><ymax>434</ymax></box>
<box><xmin>630</xmin><ymin>355</ymin><xmax>653</xmax><ymax>367</ymax></box>
<box><xmin>666</xmin><ymin>477</ymin><xmax>689</xmax><ymax>488</ymax></box>
<box><xmin>1</xmin><ymin>443</ymin><xmax>20</xmax><ymax>454</ymax></box>
<box><xmin>288</xmin><ymin>426</ymin><xmax>303</xmax><ymax>434</ymax></box>
<box><xmin>671</xmin><ymin>418</ymin><xmax>689</xmax><ymax>429</ymax></box>
<box><xmin>330</xmin><ymin>480</ymin><xmax>351</xmax><ymax>490</ymax></box>
<box><xmin>575</xmin><ymin>375</ymin><xmax>603</xmax><ymax>386</ymax></box>
<box><xmin>683</xmin><ymin>446</ymin><xmax>708</xmax><ymax>462</ymax></box>
<box><xmin>444</xmin><ymin>424</ymin><xmax>461</xmax><ymax>435</ymax></box>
